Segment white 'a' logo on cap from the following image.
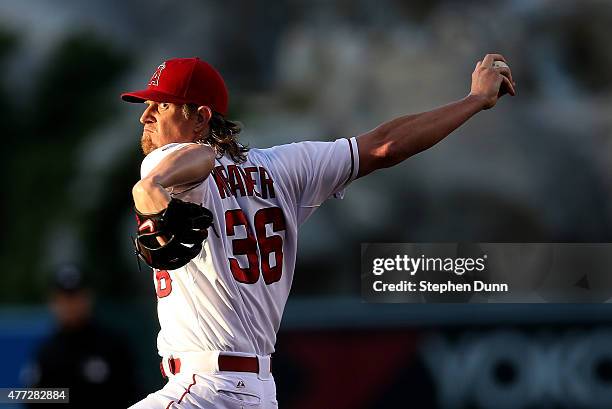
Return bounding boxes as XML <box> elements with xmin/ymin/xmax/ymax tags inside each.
<box><xmin>149</xmin><ymin>62</ymin><xmax>166</xmax><ymax>86</ymax></box>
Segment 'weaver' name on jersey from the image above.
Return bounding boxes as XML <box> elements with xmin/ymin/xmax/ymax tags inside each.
<box><xmin>212</xmin><ymin>165</ymin><xmax>275</xmax><ymax>199</ymax></box>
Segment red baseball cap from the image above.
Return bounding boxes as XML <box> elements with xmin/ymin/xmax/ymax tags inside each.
<box><xmin>121</xmin><ymin>57</ymin><xmax>229</xmax><ymax>116</ymax></box>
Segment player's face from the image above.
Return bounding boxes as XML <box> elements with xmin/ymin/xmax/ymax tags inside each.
<box><xmin>140</xmin><ymin>101</ymin><xmax>196</xmax><ymax>154</ymax></box>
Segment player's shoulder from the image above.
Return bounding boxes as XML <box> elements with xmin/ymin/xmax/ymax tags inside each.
<box><xmin>223</xmin><ymin>138</ymin><xmax>351</xmax><ymax>172</ymax></box>
<box><xmin>252</xmin><ymin>138</ymin><xmax>349</xmax><ymax>161</ymax></box>
<box><xmin>245</xmin><ymin>143</ymin><xmax>303</xmax><ymax>168</ymax></box>
<box><xmin>250</xmin><ymin>140</ymin><xmax>321</xmax><ymax>158</ymax></box>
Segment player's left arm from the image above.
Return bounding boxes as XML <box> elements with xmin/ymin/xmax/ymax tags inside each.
<box><xmin>132</xmin><ymin>144</ymin><xmax>215</xmax><ymax>213</ymax></box>
<box><xmin>356</xmin><ymin>53</ymin><xmax>515</xmax><ymax>178</ymax></box>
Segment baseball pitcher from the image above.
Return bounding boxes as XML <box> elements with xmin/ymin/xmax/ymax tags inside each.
<box><xmin>123</xmin><ymin>55</ymin><xmax>514</xmax><ymax>408</ymax></box>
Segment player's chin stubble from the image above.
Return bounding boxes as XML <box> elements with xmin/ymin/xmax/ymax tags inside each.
<box><xmin>141</xmin><ymin>133</ymin><xmax>156</xmax><ymax>155</ymax></box>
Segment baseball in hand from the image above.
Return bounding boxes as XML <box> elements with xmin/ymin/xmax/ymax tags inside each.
<box><xmin>492</xmin><ymin>60</ymin><xmax>512</xmax><ymax>96</ymax></box>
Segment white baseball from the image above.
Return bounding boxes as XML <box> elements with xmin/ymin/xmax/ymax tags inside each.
<box><xmin>492</xmin><ymin>61</ymin><xmax>509</xmax><ymax>69</ymax></box>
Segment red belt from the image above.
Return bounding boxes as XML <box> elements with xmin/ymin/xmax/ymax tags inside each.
<box><xmin>160</xmin><ymin>355</ymin><xmax>269</xmax><ymax>378</ymax></box>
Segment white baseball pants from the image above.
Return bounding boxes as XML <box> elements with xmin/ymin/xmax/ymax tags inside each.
<box><xmin>128</xmin><ymin>352</ymin><xmax>278</xmax><ymax>409</ymax></box>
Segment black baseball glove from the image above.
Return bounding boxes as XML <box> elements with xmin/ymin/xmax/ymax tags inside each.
<box><xmin>133</xmin><ymin>198</ymin><xmax>213</xmax><ymax>270</ymax></box>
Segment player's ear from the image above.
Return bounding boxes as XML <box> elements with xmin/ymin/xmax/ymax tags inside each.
<box><xmin>194</xmin><ymin>105</ymin><xmax>212</xmax><ymax>135</ymax></box>
<box><xmin>195</xmin><ymin>106</ymin><xmax>212</xmax><ymax>131</ymax></box>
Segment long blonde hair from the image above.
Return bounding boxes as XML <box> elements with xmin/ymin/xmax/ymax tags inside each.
<box><xmin>182</xmin><ymin>104</ymin><xmax>248</xmax><ymax>163</ymax></box>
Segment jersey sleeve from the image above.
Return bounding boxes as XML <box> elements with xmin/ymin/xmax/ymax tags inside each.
<box><xmin>261</xmin><ymin>137</ymin><xmax>359</xmax><ymax>224</ymax></box>
<box><xmin>140</xmin><ymin>142</ymin><xmax>209</xmax><ymax>204</ymax></box>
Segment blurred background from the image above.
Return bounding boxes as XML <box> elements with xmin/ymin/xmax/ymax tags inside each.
<box><xmin>1</xmin><ymin>0</ymin><xmax>612</xmax><ymax>407</ymax></box>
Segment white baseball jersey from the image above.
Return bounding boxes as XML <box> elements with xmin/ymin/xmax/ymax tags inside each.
<box><xmin>140</xmin><ymin>137</ymin><xmax>359</xmax><ymax>358</ymax></box>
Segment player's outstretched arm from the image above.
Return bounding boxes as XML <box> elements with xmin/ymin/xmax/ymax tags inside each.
<box><xmin>356</xmin><ymin>53</ymin><xmax>516</xmax><ymax>178</ymax></box>
<box><xmin>132</xmin><ymin>144</ymin><xmax>215</xmax><ymax>213</ymax></box>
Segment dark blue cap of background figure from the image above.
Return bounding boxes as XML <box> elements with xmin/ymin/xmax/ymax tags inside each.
<box><xmin>52</xmin><ymin>264</ymin><xmax>87</xmax><ymax>293</ymax></box>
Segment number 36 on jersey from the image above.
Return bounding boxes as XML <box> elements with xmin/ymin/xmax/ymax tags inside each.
<box><xmin>155</xmin><ymin>205</ymin><xmax>286</xmax><ymax>298</ymax></box>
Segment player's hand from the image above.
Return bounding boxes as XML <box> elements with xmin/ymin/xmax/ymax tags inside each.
<box><xmin>133</xmin><ymin>179</ymin><xmax>172</xmax><ymax>246</ymax></box>
<box><xmin>132</xmin><ymin>178</ymin><xmax>171</xmax><ymax>214</ymax></box>
<box><xmin>469</xmin><ymin>53</ymin><xmax>516</xmax><ymax>110</ymax></box>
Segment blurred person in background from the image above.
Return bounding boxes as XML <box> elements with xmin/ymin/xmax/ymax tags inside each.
<box><xmin>25</xmin><ymin>264</ymin><xmax>139</xmax><ymax>408</ymax></box>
